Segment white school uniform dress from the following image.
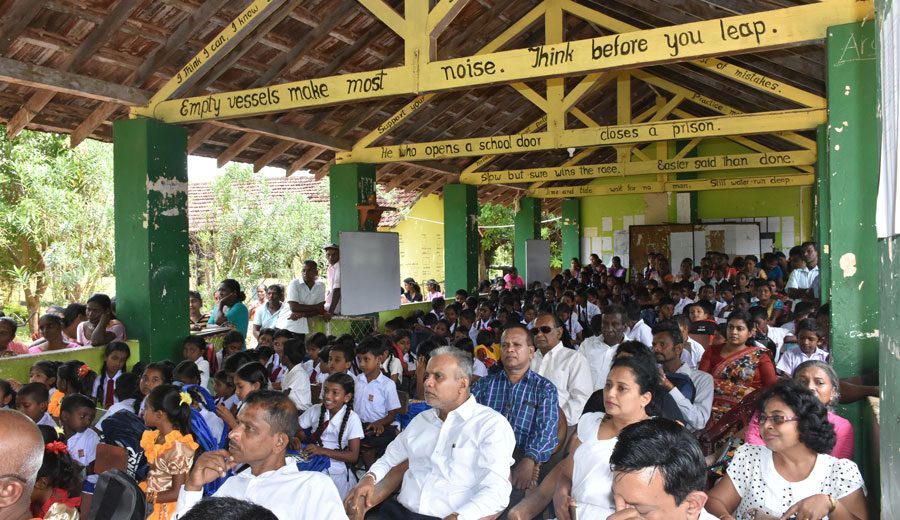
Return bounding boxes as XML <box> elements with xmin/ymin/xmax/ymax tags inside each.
<box><xmin>562</xmin><ymin>315</ymin><xmax>583</xmax><ymax>343</ymax></box>
<box><xmin>301</xmin><ymin>359</ymin><xmax>315</xmax><ymax>376</ymax></box>
<box><xmin>194</xmin><ymin>357</ymin><xmax>211</xmax><ymax>389</ymax></box>
<box><xmin>216</xmin><ymin>394</ymin><xmax>240</xmax><ymax>412</ymax></box>
<box><xmin>265</xmin><ymin>354</ymin><xmax>286</xmax><ymax>386</ymax></box>
<box><xmin>776</xmin><ymin>347</ymin><xmax>830</xmax><ymax>376</ymax></box>
<box><xmin>473</xmin><ymin>358</ymin><xmax>489</xmax><ymax>378</ymax></box>
<box><xmin>674</xmin><ymin>297</ymin><xmax>694</xmax><ymax>315</ymax></box>
<box><xmin>37</xmin><ymin>411</ymin><xmax>57</xmax><ymax>427</ymax></box>
<box><xmin>354</xmin><ymin>373</ymin><xmax>401</xmax><ymax>428</ymax></box>
<box><xmin>282</xmin><ymin>364</ymin><xmax>312</xmax><ymax>412</ymax></box>
<box><xmin>680</xmin><ymin>337</ymin><xmax>706</xmax><ymax>370</ymax></box>
<box><xmin>68</xmin><ymin>429</ymin><xmax>101</xmax><ymax>484</ymax></box>
<box><xmin>763</xmin><ymin>326</ymin><xmax>792</xmax><ymax>364</ymax></box>
<box><xmin>92</xmin><ymin>370</ymin><xmax>124</xmax><ymax>407</ymax></box>
<box><xmin>298</xmin><ymin>404</ymin><xmax>364</xmax><ymax>499</ymax></box>
<box><xmin>95</xmin><ymin>398</ymin><xmax>136</xmax><ymax>430</ymax></box>
<box><xmin>381</xmin><ymin>355</ymin><xmax>403</xmax><ymax>381</ymax></box>
<box><xmin>199</xmin><ymin>408</ymin><xmax>225</xmax><ymax>445</ymax></box>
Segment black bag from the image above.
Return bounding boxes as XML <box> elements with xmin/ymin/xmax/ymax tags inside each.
<box><xmin>86</xmin><ymin>469</ymin><xmax>146</xmax><ymax>520</ymax></box>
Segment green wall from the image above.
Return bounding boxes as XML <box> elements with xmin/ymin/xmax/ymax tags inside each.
<box><xmin>879</xmin><ymin>237</ymin><xmax>900</xmax><ymax>513</ymax></box>
<box><xmin>0</xmin><ymin>341</ymin><xmax>140</xmax><ymax>384</ymax></box>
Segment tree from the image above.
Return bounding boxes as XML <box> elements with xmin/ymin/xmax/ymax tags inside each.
<box><xmin>0</xmin><ymin>129</ymin><xmax>114</xmax><ymax>333</ymax></box>
<box><xmin>478</xmin><ymin>203</ymin><xmax>515</xmax><ymax>279</ymax></box>
<box><xmin>191</xmin><ymin>163</ymin><xmax>330</xmax><ymax>296</ymax></box>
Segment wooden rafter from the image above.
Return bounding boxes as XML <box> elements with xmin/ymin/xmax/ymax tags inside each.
<box><xmin>0</xmin><ymin>0</ymin><xmax>51</xmax><ymax>54</ymax></box>
<box><xmin>0</xmin><ymin>56</ymin><xmax>149</xmax><ymax>105</ymax></box>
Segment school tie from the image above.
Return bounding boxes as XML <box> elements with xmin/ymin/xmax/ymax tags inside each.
<box><xmin>309</xmin><ymin>368</ymin><xmax>317</xmax><ymax>385</ymax></box>
<box><xmin>104</xmin><ymin>379</ymin><xmax>115</xmax><ymax>408</ymax></box>
<box><xmin>309</xmin><ymin>416</ymin><xmax>330</xmax><ymax>444</ymax></box>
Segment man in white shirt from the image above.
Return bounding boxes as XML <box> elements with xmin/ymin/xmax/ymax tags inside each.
<box><xmin>347</xmin><ymin>347</ymin><xmax>515</xmax><ymax>520</ymax></box>
<box><xmin>608</xmin><ymin>418</ymin><xmax>719</xmax><ymax>520</ymax></box>
<box><xmin>324</xmin><ymin>244</ymin><xmax>341</xmax><ymax>318</ymax></box>
<box><xmin>624</xmin><ymin>303</ymin><xmax>654</xmax><ymax>348</ymax></box>
<box><xmin>253</xmin><ymin>284</ymin><xmax>287</xmax><ymax>339</ymax></box>
<box><xmin>651</xmin><ymin>321</ymin><xmax>713</xmax><ymax>432</ymax></box>
<box><xmin>278</xmin><ymin>260</ymin><xmax>326</xmax><ymax>337</ymax></box>
<box><xmin>785</xmin><ymin>241</ymin><xmax>820</xmax><ymax>301</ymax></box>
<box><xmin>578</xmin><ymin>307</ymin><xmax>627</xmax><ymax>392</ymax></box>
<box><xmin>175</xmin><ymin>391</ymin><xmax>346</xmax><ymax>520</ymax></box>
<box><xmin>530</xmin><ymin>313</ymin><xmax>593</xmax><ymax>426</ymax></box>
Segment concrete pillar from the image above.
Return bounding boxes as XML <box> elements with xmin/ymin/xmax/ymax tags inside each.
<box><xmin>329</xmin><ymin>163</ymin><xmax>376</xmax><ymax>243</ymax></box>
<box><xmin>113</xmin><ymin>118</ymin><xmax>189</xmax><ymax>363</ymax></box>
<box><xmin>821</xmin><ymin>22</ymin><xmax>880</xmax><ymax>468</ymax></box>
<box><xmin>514</xmin><ymin>197</ymin><xmax>541</xmax><ymax>271</ymax></box>
<box><xmin>561</xmin><ymin>199</ymin><xmax>581</xmax><ymax>264</ymax></box>
<box><xmin>443</xmin><ymin>184</ymin><xmax>479</xmax><ymax>293</ymax></box>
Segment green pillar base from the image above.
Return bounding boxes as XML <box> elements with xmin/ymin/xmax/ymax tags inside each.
<box><xmin>561</xmin><ymin>199</ymin><xmax>581</xmax><ymax>264</ymax></box>
<box><xmin>329</xmin><ymin>163</ymin><xmax>376</xmax><ymax>244</ymax></box>
<box><xmin>443</xmin><ymin>184</ymin><xmax>478</xmax><ymax>293</ymax></box>
<box><xmin>113</xmin><ymin>118</ymin><xmax>189</xmax><ymax>363</ymax></box>
<box><xmin>514</xmin><ymin>198</ymin><xmax>541</xmax><ymax>270</ymax></box>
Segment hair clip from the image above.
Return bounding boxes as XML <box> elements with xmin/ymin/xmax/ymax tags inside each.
<box><xmin>46</xmin><ymin>441</ymin><xmax>68</xmax><ymax>455</ymax></box>
<box><xmin>179</xmin><ymin>391</ymin><xmax>192</xmax><ymax>406</ymax></box>
<box><xmin>77</xmin><ymin>364</ymin><xmax>90</xmax><ymax>378</ymax></box>
<box><xmin>54</xmin><ymin>425</ymin><xmax>65</xmax><ymax>437</ymax></box>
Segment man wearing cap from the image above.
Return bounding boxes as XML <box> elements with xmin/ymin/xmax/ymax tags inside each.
<box><xmin>324</xmin><ymin>244</ymin><xmax>341</xmax><ymax>320</ymax></box>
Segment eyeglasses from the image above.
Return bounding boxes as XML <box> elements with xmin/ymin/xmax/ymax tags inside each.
<box><xmin>531</xmin><ymin>325</ymin><xmax>556</xmax><ymax>335</ymax></box>
<box><xmin>758</xmin><ymin>414</ymin><xmax>800</xmax><ymax>426</ymax></box>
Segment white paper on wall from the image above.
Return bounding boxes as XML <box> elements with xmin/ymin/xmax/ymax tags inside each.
<box><xmin>584</xmin><ymin>227</ymin><xmax>598</xmax><ymax>238</ymax></box>
<box><xmin>634</xmin><ymin>215</ymin><xmax>645</xmax><ymax>225</ymax></box>
<box><xmin>602</xmin><ymin>217</ymin><xmax>613</xmax><ymax>232</ymax></box>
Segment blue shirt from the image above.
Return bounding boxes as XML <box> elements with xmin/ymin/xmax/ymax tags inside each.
<box><xmin>472</xmin><ymin>368</ymin><xmax>559</xmax><ymax>463</ymax></box>
<box><xmin>208</xmin><ymin>301</ymin><xmax>249</xmax><ymax>336</ymax></box>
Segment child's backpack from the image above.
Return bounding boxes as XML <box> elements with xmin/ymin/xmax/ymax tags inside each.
<box><xmin>86</xmin><ymin>469</ymin><xmax>146</xmax><ymax>520</ymax></box>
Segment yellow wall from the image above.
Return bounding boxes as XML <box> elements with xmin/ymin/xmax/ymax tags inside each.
<box><xmin>381</xmin><ymin>194</ymin><xmax>445</xmax><ymax>286</ymax></box>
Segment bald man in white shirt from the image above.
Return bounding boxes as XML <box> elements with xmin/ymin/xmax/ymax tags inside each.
<box><xmin>347</xmin><ymin>347</ymin><xmax>515</xmax><ymax>520</ymax></box>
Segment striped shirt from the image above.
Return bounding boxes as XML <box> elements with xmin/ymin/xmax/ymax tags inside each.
<box><xmin>472</xmin><ymin>368</ymin><xmax>559</xmax><ymax>463</ymax></box>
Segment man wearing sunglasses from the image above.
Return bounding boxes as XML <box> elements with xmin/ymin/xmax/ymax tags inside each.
<box><xmin>0</xmin><ymin>409</ymin><xmax>44</xmax><ymax>520</ymax></box>
<box><xmin>529</xmin><ymin>313</ymin><xmax>592</xmax><ymax>427</ymax></box>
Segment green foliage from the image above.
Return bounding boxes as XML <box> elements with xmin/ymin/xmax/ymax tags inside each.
<box><xmin>542</xmin><ymin>214</ymin><xmax>562</xmax><ymax>270</ymax></box>
<box><xmin>478</xmin><ymin>203</ymin><xmax>514</xmax><ymax>270</ymax></box>
<box><xmin>0</xmin><ymin>129</ymin><xmax>114</xmax><ymax>314</ymax></box>
<box><xmin>191</xmin><ymin>163</ymin><xmax>330</xmax><ymax>295</ymax></box>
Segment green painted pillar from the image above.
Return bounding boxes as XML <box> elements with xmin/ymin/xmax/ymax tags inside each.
<box><xmin>815</xmin><ymin>125</ymin><xmax>831</xmax><ymax>301</ymax></box>
<box><xmin>514</xmin><ymin>197</ymin><xmax>541</xmax><ymax>271</ymax></box>
<box><xmin>329</xmin><ymin>163</ymin><xmax>376</xmax><ymax>243</ymax></box>
<box><xmin>443</xmin><ymin>184</ymin><xmax>479</xmax><ymax>293</ymax></box>
<box><xmin>113</xmin><ymin>119</ymin><xmax>189</xmax><ymax>363</ymax></box>
<box><xmin>824</xmin><ymin>22</ymin><xmax>880</xmax><ymax>472</ymax></box>
<box><xmin>561</xmin><ymin>199</ymin><xmax>581</xmax><ymax>264</ymax></box>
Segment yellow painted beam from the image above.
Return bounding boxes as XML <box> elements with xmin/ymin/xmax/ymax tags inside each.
<box><xmin>337</xmin><ymin>108</ymin><xmax>825</xmax><ymax>163</ymax></box>
<box><xmin>529</xmin><ymin>173</ymin><xmax>815</xmax><ymax>198</ymax></box>
<box><xmin>405</xmin><ymin>1</ymin><xmax>429</xmax><ymax>70</ymax></box>
<box><xmin>559</xmin><ymin>0</ymin><xmax>828</xmax><ymax>108</ymax></box>
<box><xmin>545</xmin><ymin>0</ymin><xmax>566</xmax><ymax>133</ymax></box>
<box><xmin>143</xmin><ymin>0</ymin><xmax>282</xmax><ymax>106</ymax></box>
<box><xmin>352</xmin><ymin>2</ymin><xmax>547</xmax><ymax>150</ymax></box>
<box><xmin>428</xmin><ymin>0</ymin><xmax>472</xmax><ymax>38</ymax></box>
<box><xmin>511</xmin><ymin>83</ymin><xmax>549</xmax><ymax>112</ymax></box>
<box><xmin>460</xmin><ymin>150</ymin><xmax>816</xmax><ymax>184</ymax></box>
<box><xmin>137</xmin><ymin>1</ymin><xmax>871</xmax><ymax>123</ymax></box>
<box><xmin>419</xmin><ymin>1</ymin><xmax>871</xmax><ymax>91</ymax></box>
<box><xmin>674</xmin><ymin>137</ymin><xmax>703</xmax><ymax>160</ymax></box>
<box><xmin>562</xmin><ymin>72</ymin><xmax>612</xmax><ymax>111</ymax></box>
<box><xmin>461</xmin><ymin>114</ymin><xmax>548</xmax><ymax>174</ymax></box>
<box><xmin>616</xmin><ymin>71</ymin><xmax>631</xmax><ymax>162</ymax></box>
<box><xmin>358</xmin><ymin>0</ymin><xmax>406</xmax><ymax>36</ymax></box>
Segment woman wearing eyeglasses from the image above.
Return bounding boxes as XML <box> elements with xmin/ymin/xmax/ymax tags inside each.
<box><xmin>705</xmin><ymin>380</ymin><xmax>867</xmax><ymax>520</ymax></box>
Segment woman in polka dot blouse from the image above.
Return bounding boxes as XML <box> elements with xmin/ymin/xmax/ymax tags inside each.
<box><xmin>705</xmin><ymin>380</ymin><xmax>867</xmax><ymax>520</ymax></box>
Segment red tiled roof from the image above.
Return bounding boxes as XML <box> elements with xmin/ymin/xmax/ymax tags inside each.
<box><xmin>188</xmin><ymin>175</ymin><xmax>418</xmax><ymax>230</ymax></box>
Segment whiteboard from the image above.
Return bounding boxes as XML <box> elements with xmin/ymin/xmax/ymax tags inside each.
<box><xmin>525</xmin><ymin>240</ymin><xmax>551</xmax><ymax>285</ymax></box>
<box><xmin>339</xmin><ymin>231</ymin><xmax>400</xmax><ymax>315</ymax></box>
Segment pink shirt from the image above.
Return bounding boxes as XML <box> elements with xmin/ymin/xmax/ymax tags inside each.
<box><xmin>75</xmin><ymin>321</ymin><xmax>127</xmax><ymax>347</ymax></box>
<box><xmin>3</xmin><ymin>340</ymin><xmax>29</xmax><ymax>355</ymax></box>
<box><xmin>28</xmin><ymin>342</ymin><xmax>81</xmax><ymax>354</ymax></box>
<box><xmin>745</xmin><ymin>409</ymin><xmax>854</xmax><ymax>459</ymax></box>
<box><xmin>503</xmin><ymin>274</ymin><xmax>525</xmax><ymax>288</ymax></box>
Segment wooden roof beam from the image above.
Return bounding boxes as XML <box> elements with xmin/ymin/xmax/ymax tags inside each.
<box><xmin>6</xmin><ymin>0</ymin><xmax>141</xmax><ymax>138</ymax></box>
<box><xmin>0</xmin><ymin>56</ymin><xmax>149</xmax><ymax>105</ymax></box>
<box><xmin>70</xmin><ymin>0</ymin><xmax>232</xmax><ymax>146</ymax></box>
<box><xmin>0</xmin><ymin>0</ymin><xmax>51</xmax><ymax>54</ymax></box>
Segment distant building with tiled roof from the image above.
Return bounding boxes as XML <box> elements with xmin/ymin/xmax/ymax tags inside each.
<box><xmin>187</xmin><ymin>175</ymin><xmax>418</xmax><ymax>230</ymax></box>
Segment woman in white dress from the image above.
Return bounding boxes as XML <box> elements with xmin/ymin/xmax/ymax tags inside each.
<box><xmin>706</xmin><ymin>380</ymin><xmax>868</xmax><ymax>520</ymax></box>
<box><xmin>552</xmin><ymin>355</ymin><xmax>656</xmax><ymax>520</ymax></box>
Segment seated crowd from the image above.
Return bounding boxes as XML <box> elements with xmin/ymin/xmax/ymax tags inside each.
<box><xmin>0</xmin><ymin>242</ymin><xmax>875</xmax><ymax>520</ymax></box>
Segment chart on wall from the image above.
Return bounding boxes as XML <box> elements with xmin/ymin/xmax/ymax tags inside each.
<box><xmin>701</xmin><ymin>216</ymin><xmax>798</xmax><ymax>251</ymax></box>
<box><xmin>580</xmin><ymin>214</ymin><xmax>645</xmax><ymax>267</ymax></box>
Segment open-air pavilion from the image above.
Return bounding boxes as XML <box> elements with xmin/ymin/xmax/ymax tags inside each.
<box><xmin>0</xmin><ymin>0</ymin><xmax>895</xmax><ymax>512</ymax></box>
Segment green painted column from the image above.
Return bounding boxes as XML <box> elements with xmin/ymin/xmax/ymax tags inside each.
<box><xmin>443</xmin><ymin>184</ymin><xmax>479</xmax><ymax>293</ymax></box>
<box><xmin>329</xmin><ymin>163</ymin><xmax>376</xmax><ymax>243</ymax></box>
<box><xmin>824</xmin><ymin>22</ymin><xmax>880</xmax><ymax>472</ymax></box>
<box><xmin>113</xmin><ymin>119</ymin><xmax>189</xmax><ymax>363</ymax></box>
<box><xmin>561</xmin><ymin>199</ymin><xmax>581</xmax><ymax>263</ymax></box>
<box><xmin>815</xmin><ymin>125</ymin><xmax>831</xmax><ymax>301</ymax></box>
<box><xmin>514</xmin><ymin>197</ymin><xmax>541</xmax><ymax>270</ymax></box>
